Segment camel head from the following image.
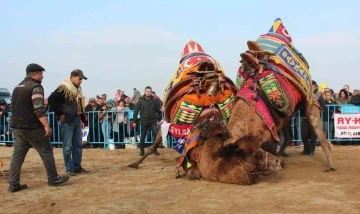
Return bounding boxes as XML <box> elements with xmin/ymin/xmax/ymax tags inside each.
<box><xmin>249</xmin><ymin>149</ymin><xmax>282</xmax><ymax>174</ymax></box>
<box><xmin>222</xmin><ymin>136</ymin><xmax>282</xmax><ymax>174</ymax></box>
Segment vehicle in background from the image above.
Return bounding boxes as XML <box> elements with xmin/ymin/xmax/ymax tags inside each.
<box><xmin>0</xmin><ymin>86</ymin><xmax>11</xmax><ymax>104</ymax></box>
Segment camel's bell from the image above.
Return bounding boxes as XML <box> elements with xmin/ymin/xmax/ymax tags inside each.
<box><xmin>207</xmin><ymin>81</ymin><xmax>219</xmax><ymax>96</ymax></box>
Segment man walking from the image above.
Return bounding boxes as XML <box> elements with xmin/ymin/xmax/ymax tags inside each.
<box><xmin>133</xmin><ymin>86</ymin><xmax>162</xmax><ymax>156</ymax></box>
<box><xmin>48</xmin><ymin>69</ymin><xmax>88</xmax><ymax>176</ymax></box>
<box><xmin>8</xmin><ymin>63</ymin><xmax>69</xmax><ymax>193</ymax></box>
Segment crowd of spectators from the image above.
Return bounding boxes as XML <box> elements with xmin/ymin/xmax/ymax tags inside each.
<box><xmin>1</xmin><ymin>84</ymin><xmax>360</xmax><ymax>148</ymax></box>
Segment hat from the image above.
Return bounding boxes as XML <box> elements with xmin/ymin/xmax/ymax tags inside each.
<box><xmin>71</xmin><ymin>69</ymin><xmax>87</xmax><ymax>80</ymax></box>
<box><xmin>0</xmin><ymin>99</ymin><xmax>7</xmax><ymax>106</ymax></box>
<box><xmin>26</xmin><ymin>63</ymin><xmax>45</xmax><ymax>74</ymax></box>
<box><xmin>89</xmin><ymin>98</ymin><xmax>95</xmax><ymax>102</ymax></box>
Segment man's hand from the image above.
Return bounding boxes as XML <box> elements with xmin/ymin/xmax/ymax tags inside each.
<box><xmin>60</xmin><ymin>115</ymin><xmax>65</xmax><ymax>122</ymax></box>
<box><xmin>133</xmin><ymin>122</ymin><xmax>136</xmax><ymax>127</ymax></box>
<box><xmin>45</xmin><ymin>126</ymin><xmax>52</xmax><ymax>137</ymax></box>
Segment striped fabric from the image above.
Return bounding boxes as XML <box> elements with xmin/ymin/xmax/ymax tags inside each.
<box><xmin>32</xmin><ymin>86</ymin><xmax>46</xmax><ymax>118</ymax></box>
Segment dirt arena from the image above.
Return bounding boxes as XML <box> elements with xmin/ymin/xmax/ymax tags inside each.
<box><xmin>0</xmin><ymin>145</ymin><xmax>359</xmax><ymax>214</ymax></box>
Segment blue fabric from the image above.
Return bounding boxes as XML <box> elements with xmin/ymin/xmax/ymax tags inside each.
<box><xmin>61</xmin><ymin>116</ymin><xmax>83</xmax><ymax>172</ymax></box>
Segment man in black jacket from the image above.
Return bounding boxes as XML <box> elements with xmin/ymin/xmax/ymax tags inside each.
<box><xmin>301</xmin><ymin>80</ymin><xmax>326</xmax><ymax>156</ymax></box>
<box><xmin>133</xmin><ymin>86</ymin><xmax>162</xmax><ymax>156</ymax></box>
<box><xmin>8</xmin><ymin>63</ymin><xmax>69</xmax><ymax>193</ymax></box>
<box><xmin>48</xmin><ymin>69</ymin><xmax>88</xmax><ymax>176</ymax></box>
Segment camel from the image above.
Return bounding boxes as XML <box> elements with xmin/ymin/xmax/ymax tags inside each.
<box><xmin>221</xmin><ymin>18</ymin><xmax>335</xmax><ymax>172</ymax></box>
<box><xmin>128</xmin><ymin>40</ymin><xmax>281</xmax><ymax>184</ymax></box>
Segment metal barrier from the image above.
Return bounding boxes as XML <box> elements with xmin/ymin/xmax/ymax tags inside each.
<box><xmin>1</xmin><ymin>104</ymin><xmax>359</xmax><ymax>147</ymax></box>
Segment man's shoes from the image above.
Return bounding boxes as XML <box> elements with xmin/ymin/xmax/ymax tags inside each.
<box><xmin>48</xmin><ymin>175</ymin><xmax>69</xmax><ymax>186</ymax></box>
<box><xmin>74</xmin><ymin>168</ymin><xmax>88</xmax><ymax>174</ymax></box>
<box><xmin>66</xmin><ymin>171</ymin><xmax>76</xmax><ymax>176</ymax></box>
<box><xmin>139</xmin><ymin>150</ymin><xmax>144</xmax><ymax>156</ymax></box>
<box><xmin>153</xmin><ymin>150</ymin><xmax>160</xmax><ymax>156</ymax></box>
<box><xmin>8</xmin><ymin>184</ymin><xmax>28</xmax><ymax>193</ymax></box>
<box><xmin>308</xmin><ymin>149</ymin><xmax>315</xmax><ymax>156</ymax></box>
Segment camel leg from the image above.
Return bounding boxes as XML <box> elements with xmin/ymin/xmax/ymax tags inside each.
<box><xmin>184</xmin><ymin>149</ymin><xmax>202</xmax><ymax>180</ymax></box>
<box><xmin>128</xmin><ymin>129</ymin><xmax>163</xmax><ymax>169</ymax></box>
<box><xmin>306</xmin><ymin>104</ymin><xmax>336</xmax><ymax>172</ymax></box>
<box><xmin>277</xmin><ymin>121</ymin><xmax>292</xmax><ymax>157</ymax></box>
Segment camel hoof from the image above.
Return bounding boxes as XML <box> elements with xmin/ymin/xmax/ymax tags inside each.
<box><xmin>128</xmin><ymin>164</ymin><xmax>139</xmax><ymax>169</ymax></box>
<box><xmin>325</xmin><ymin>167</ymin><xmax>336</xmax><ymax>172</ymax></box>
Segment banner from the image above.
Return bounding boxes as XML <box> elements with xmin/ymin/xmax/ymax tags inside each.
<box><xmin>341</xmin><ymin>105</ymin><xmax>360</xmax><ymax>114</ymax></box>
<box><xmin>168</xmin><ymin>124</ymin><xmax>193</xmax><ymax>154</ymax></box>
<box><xmin>82</xmin><ymin>126</ymin><xmax>89</xmax><ymax>142</ymax></box>
<box><xmin>334</xmin><ymin>114</ymin><xmax>360</xmax><ymax>138</ymax></box>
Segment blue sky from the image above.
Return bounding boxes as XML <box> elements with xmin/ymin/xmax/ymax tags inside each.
<box><xmin>1</xmin><ymin>0</ymin><xmax>359</xmax><ymax>99</ymax></box>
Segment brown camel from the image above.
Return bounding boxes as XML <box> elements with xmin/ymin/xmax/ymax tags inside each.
<box><xmin>221</xmin><ymin>18</ymin><xmax>336</xmax><ymax>172</ymax></box>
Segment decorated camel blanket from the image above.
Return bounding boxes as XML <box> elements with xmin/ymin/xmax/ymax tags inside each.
<box><xmin>235</xmin><ymin>18</ymin><xmax>312</xmax><ymax>142</ymax></box>
<box><xmin>160</xmin><ymin>40</ymin><xmax>236</xmax><ymax>170</ymax></box>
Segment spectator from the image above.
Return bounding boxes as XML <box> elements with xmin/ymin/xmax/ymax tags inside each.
<box><xmin>8</xmin><ymin>63</ymin><xmax>69</xmax><ymax>193</ymax></box>
<box><xmin>132</xmin><ymin>88</ymin><xmax>142</xmax><ymax>103</ymax></box>
<box><xmin>85</xmin><ymin>98</ymin><xmax>104</xmax><ymax>147</ymax></box>
<box><xmin>48</xmin><ymin>69</ymin><xmax>88</xmax><ymax>176</ymax></box>
<box><xmin>98</xmin><ymin>103</ymin><xmax>112</xmax><ymax>143</ymax></box>
<box><xmin>343</xmin><ymin>85</ymin><xmax>353</xmax><ymax>97</ymax></box>
<box><xmin>112</xmin><ymin>99</ymin><xmax>129</xmax><ymax>148</ymax></box>
<box><xmin>335</xmin><ymin>89</ymin><xmax>350</xmax><ymax>112</ymax></box>
<box><xmin>114</xmin><ymin>89</ymin><xmax>121</xmax><ymax>100</ymax></box>
<box><xmin>0</xmin><ymin>99</ymin><xmax>10</xmax><ymax>136</ymax></box>
<box><xmin>323</xmin><ymin>92</ymin><xmax>335</xmax><ymax>139</ymax></box>
<box><xmin>350</xmin><ymin>90</ymin><xmax>360</xmax><ymax>106</ymax></box>
<box><xmin>133</xmin><ymin>86</ymin><xmax>162</xmax><ymax>156</ymax></box>
<box><xmin>300</xmin><ymin>80</ymin><xmax>325</xmax><ymax>156</ymax></box>
<box><xmin>124</xmin><ymin>96</ymin><xmax>135</xmax><ymax>110</ymax></box>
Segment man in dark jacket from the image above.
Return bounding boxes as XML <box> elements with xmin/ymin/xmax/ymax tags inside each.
<box><xmin>8</xmin><ymin>63</ymin><xmax>69</xmax><ymax>193</ymax></box>
<box><xmin>133</xmin><ymin>86</ymin><xmax>162</xmax><ymax>156</ymax></box>
<box><xmin>48</xmin><ymin>69</ymin><xmax>88</xmax><ymax>176</ymax></box>
<box><xmin>85</xmin><ymin>98</ymin><xmax>103</xmax><ymax>147</ymax></box>
<box><xmin>301</xmin><ymin>80</ymin><xmax>326</xmax><ymax>156</ymax></box>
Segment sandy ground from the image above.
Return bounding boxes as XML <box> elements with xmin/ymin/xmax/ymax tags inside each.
<box><xmin>0</xmin><ymin>145</ymin><xmax>360</xmax><ymax>214</ymax></box>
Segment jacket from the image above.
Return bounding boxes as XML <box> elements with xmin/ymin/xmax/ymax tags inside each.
<box><xmin>133</xmin><ymin>95</ymin><xmax>161</xmax><ymax>125</ymax></box>
<box><xmin>10</xmin><ymin>77</ymin><xmax>43</xmax><ymax>129</ymax></box>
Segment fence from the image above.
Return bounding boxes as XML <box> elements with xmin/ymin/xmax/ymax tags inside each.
<box><xmin>1</xmin><ymin>104</ymin><xmax>360</xmax><ymax>147</ymax></box>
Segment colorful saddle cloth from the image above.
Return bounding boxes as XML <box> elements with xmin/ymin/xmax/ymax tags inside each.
<box><xmin>162</xmin><ymin>40</ymin><xmax>236</xmax><ymax>174</ymax></box>
<box><xmin>235</xmin><ymin>18</ymin><xmax>311</xmax><ymax>142</ymax></box>
<box><xmin>163</xmin><ymin>40</ymin><xmax>236</xmax><ymax>128</ymax></box>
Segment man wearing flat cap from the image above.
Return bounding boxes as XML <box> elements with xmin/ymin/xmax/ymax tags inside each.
<box><xmin>48</xmin><ymin>69</ymin><xmax>88</xmax><ymax>176</ymax></box>
<box><xmin>8</xmin><ymin>63</ymin><xmax>69</xmax><ymax>193</ymax></box>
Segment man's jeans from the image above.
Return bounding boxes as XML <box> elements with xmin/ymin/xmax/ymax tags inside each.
<box><xmin>61</xmin><ymin>116</ymin><xmax>83</xmax><ymax>172</ymax></box>
<box><xmin>140</xmin><ymin>123</ymin><xmax>158</xmax><ymax>152</ymax></box>
<box><xmin>9</xmin><ymin>127</ymin><xmax>58</xmax><ymax>185</ymax></box>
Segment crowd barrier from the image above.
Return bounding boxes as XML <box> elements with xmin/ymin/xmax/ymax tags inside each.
<box><xmin>1</xmin><ymin>104</ymin><xmax>360</xmax><ymax>148</ymax></box>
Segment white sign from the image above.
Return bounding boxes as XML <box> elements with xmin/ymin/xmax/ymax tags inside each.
<box><xmin>334</xmin><ymin>114</ymin><xmax>360</xmax><ymax>138</ymax></box>
<box><xmin>82</xmin><ymin>126</ymin><xmax>89</xmax><ymax>141</ymax></box>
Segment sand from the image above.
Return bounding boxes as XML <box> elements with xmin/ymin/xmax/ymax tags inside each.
<box><xmin>0</xmin><ymin>146</ymin><xmax>359</xmax><ymax>214</ymax></box>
